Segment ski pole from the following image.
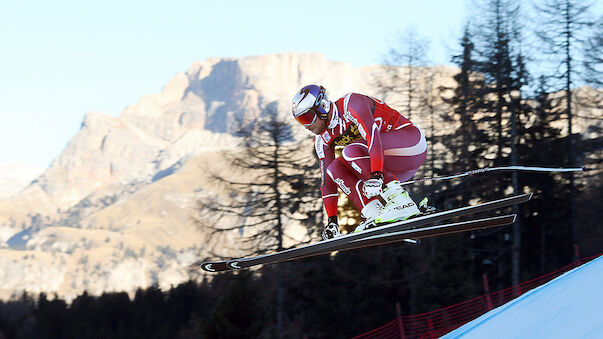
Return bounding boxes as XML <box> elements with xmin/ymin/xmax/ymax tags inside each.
<box><xmin>402</xmin><ymin>166</ymin><xmax>584</xmax><ymax>185</ymax></box>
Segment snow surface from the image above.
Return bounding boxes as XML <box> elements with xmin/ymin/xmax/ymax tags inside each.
<box><xmin>442</xmin><ymin>256</ymin><xmax>603</xmax><ymax>338</ymax></box>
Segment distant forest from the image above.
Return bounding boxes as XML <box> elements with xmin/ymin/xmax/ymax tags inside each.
<box><xmin>1</xmin><ymin>0</ymin><xmax>601</xmax><ymax>338</ymax></box>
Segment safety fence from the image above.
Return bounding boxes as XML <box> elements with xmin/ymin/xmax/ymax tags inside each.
<box><xmin>352</xmin><ymin>253</ymin><xmax>601</xmax><ymax>339</ymax></box>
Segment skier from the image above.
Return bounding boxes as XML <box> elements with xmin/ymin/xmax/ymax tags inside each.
<box><xmin>291</xmin><ymin>84</ymin><xmax>429</xmax><ymax>240</ymax></box>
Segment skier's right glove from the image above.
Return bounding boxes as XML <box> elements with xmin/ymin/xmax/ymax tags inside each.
<box><xmin>362</xmin><ymin>171</ymin><xmax>384</xmax><ymax>198</ymax></box>
<box><xmin>322</xmin><ymin>216</ymin><xmax>341</xmax><ymax>240</ymax></box>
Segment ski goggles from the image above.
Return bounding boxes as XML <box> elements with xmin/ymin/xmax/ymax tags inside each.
<box><xmin>294</xmin><ymin>108</ymin><xmax>318</xmax><ymax>126</ymax></box>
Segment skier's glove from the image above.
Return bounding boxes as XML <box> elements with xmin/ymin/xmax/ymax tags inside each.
<box><xmin>322</xmin><ymin>216</ymin><xmax>341</xmax><ymax>240</ymax></box>
<box><xmin>362</xmin><ymin>171</ymin><xmax>384</xmax><ymax>198</ymax></box>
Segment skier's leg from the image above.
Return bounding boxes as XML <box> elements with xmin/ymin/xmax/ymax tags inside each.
<box><xmin>326</xmin><ymin>157</ymin><xmax>383</xmax><ymax>219</ymax></box>
<box><xmin>341</xmin><ymin>126</ymin><xmax>426</xmax><ymax>182</ymax></box>
<box><xmin>374</xmin><ymin>126</ymin><xmax>428</xmax><ymax>223</ymax></box>
<box><xmin>336</xmin><ymin>126</ymin><xmax>428</xmax><ymax>225</ymax></box>
<box><xmin>381</xmin><ymin>125</ymin><xmax>427</xmax><ymax>181</ymax></box>
<box><xmin>341</xmin><ymin>143</ymin><xmax>396</xmax><ymax>183</ymax></box>
<box><xmin>341</xmin><ymin>127</ymin><xmax>426</xmax><ymax>188</ymax></box>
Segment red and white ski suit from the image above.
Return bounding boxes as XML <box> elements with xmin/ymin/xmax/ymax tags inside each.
<box><xmin>316</xmin><ymin>93</ymin><xmax>427</xmax><ymax>218</ymax></box>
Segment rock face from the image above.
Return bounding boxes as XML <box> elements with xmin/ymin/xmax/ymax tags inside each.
<box><xmin>16</xmin><ymin>52</ymin><xmax>400</xmax><ymax>212</ymax></box>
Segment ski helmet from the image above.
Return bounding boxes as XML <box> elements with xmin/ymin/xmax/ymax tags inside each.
<box><xmin>291</xmin><ymin>85</ymin><xmax>331</xmax><ymax>126</ymax></box>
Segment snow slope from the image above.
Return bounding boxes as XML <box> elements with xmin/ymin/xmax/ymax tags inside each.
<box><xmin>442</xmin><ymin>256</ymin><xmax>603</xmax><ymax>338</ymax></box>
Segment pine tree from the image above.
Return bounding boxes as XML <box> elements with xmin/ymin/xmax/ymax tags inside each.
<box><xmin>464</xmin><ymin>0</ymin><xmax>530</xmax><ymax>289</ymax></box>
<box><xmin>581</xmin><ymin>16</ymin><xmax>603</xmax><ymax>89</ymax></box>
<box><xmin>165</xmin><ymin>280</ymin><xmax>213</xmax><ymax>336</ymax></box>
<box><xmin>410</xmin><ymin>25</ymin><xmax>492</xmax><ymax>315</ymax></box>
<box><xmin>375</xmin><ymin>25</ymin><xmax>432</xmax><ymax>121</ymax></box>
<box><xmin>196</xmin><ymin>104</ymin><xmax>322</xmax><ymax>255</ymax></box>
<box><xmin>440</xmin><ymin>25</ymin><xmax>490</xmax><ymax>199</ymax></box>
<box><xmin>132</xmin><ymin>286</ymin><xmax>170</xmax><ymax>337</ymax></box>
<box><xmin>195</xmin><ymin>103</ymin><xmax>322</xmax><ymax>336</ymax></box>
<box><xmin>518</xmin><ymin>76</ymin><xmax>571</xmax><ymax>274</ymax></box>
<box><xmin>534</xmin><ymin>0</ymin><xmax>596</xmax><ymax>253</ymax></box>
<box><xmin>205</xmin><ymin>271</ymin><xmax>266</xmax><ymax>339</ymax></box>
<box><xmin>64</xmin><ymin>291</ymin><xmax>96</xmax><ymax>338</ymax></box>
<box><xmin>35</xmin><ymin>293</ymin><xmax>67</xmax><ymax>339</ymax></box>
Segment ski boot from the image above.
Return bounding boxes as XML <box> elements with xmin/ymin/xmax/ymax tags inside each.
<box><xmin>353</xmin><ymin>199</ymin><xmax>384</xmax><ymax>233</ymax></box>
<box><xmin>374</xmin><ymin>180</ymin><xmax>421</xmax><ymax>224</ymax></box>
<box><xmin>418</xmin><ymin>197</ymin><xmax>436</xmax><ymax>215</ymax></box>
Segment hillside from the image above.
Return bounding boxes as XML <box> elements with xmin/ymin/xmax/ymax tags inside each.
<box><xmin>442</xmin><ymin>256</ymin><xmax>603</xmax><ymax>338</ymax></box>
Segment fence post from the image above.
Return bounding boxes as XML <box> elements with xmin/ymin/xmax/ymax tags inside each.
<box><xmin>396</xmin><ymin>302</ymin><xmax>406</xmax><ymax>339</ymax></box>
<box><xmin>574</xmin><ymin>244</ymin><xmax>582</xmax><ymax>266</ymax></box>
<box><xmin>482</xmin><ymin>273</ymin><xmax>493</xmax><ymax>311</ymax></box>
<box><xmin>427</xmin><ymin>318</ymin><xmax>435</xmax><ymax>339</ymax></box>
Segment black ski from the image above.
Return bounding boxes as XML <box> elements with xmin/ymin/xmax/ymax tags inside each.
<box><xmin>200</xmin><ymin>214</ymin><xmax>517</xmax><ymax>272</ymax></box>
<box><xmin>199</xmin><ymin>193</ymin><xmax>531</xmax><ymax>272</ymax></box>
<box><xmin>283</xmin><ymin>214</ymin><xmax>516</xmax><ymax>262</ymax></box>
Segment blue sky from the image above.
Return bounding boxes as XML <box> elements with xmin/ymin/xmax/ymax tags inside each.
<box><xmin>0</xmin><ymin>0</ymin><xmax>471</xmax><ymax>168</ymax></box>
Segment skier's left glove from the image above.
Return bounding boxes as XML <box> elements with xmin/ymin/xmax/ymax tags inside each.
<box><xmin>322</xmin><ymin>216</ymin><xmax>341</xmax><ymax>240</ymax></box>
<box><xmin>362</xmin><ymin>171</ymin><xmax>384</xmax><ymax>198</ymax></box>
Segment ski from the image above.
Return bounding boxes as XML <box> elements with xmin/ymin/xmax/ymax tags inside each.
<box><xmin>199</xmin><ymin>193</ymin><xmax>532</xmax><ymax>272</ymax></box>
<box><xmin>200</xmin><ymin>214</ymin><xmax>518</xmax><ymax>273</ymax></box>
<box><xmin>288</xmin><ymin>214</ymin><xmax>516</xmax><ymax>262</ymax></box>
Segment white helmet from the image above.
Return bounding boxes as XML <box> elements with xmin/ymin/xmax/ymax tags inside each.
<box><xmin>291</xmin><ymin>84</ymin><xmax>331</xmax><ymax>126</ymax></box>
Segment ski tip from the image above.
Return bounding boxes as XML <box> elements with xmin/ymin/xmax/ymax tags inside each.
<box><xmin>227</xmin><ymin>261</ymin><xmax>242</xmax><ymax>270</ymax></box>
<box><xmin>200</xmin><ymin>263</ymin><xmax>216</xmax><ymax>272</ymax></box>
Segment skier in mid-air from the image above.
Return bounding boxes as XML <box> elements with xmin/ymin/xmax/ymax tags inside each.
<box><xmin>199</xmin><ymin>83</ymin><xmax>547</xmax><ymax>270</ymax></box>
<box><xmin>291</xmin><ymin>84</ymin><xmax>430</xmax><ymax>240</ymax></box>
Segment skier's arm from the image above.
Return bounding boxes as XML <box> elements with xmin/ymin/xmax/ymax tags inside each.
<box><xmin>315</xmin><ymin>136</ymin><xmax>338</xmax><ymax>219</ymax></box>
<box><xmin>346</xmin><ymin>94</ymin><xmax>384</xmax><ymax>174</ymax></box>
